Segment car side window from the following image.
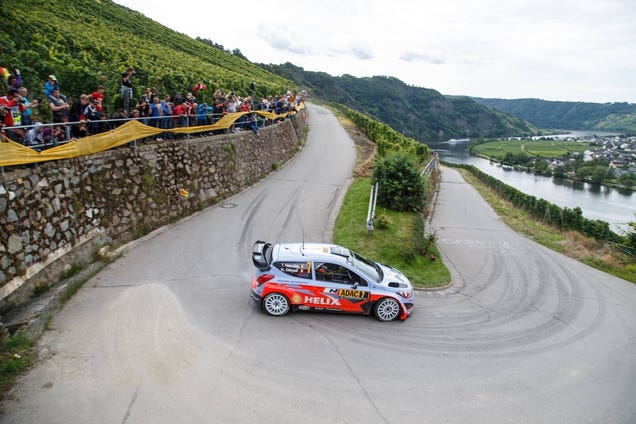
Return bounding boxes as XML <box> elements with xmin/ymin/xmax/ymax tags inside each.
<box><xmin>274</xmin><ymin>261</ymin><xmax>312</xmax><ymax>279</ymax></box>
<box><xmin>314</xmin><ymin>262</ymin><xmax>366</xmax><ymax>286</ymax></box>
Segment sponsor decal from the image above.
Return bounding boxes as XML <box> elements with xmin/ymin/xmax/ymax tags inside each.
<box><xmin>292</xmin><ymin>294</ymin><xmax>302</xmax><ymax>304</ymax></box>
<box><xmin>304</xmin><ymin>296</ymin><xmax>341</xmax><ymax>306</ymax></box>
<box><xmin>338</xmin><ymin>289</ymin><xmax>368</xmax><ymax>300</ymax></box>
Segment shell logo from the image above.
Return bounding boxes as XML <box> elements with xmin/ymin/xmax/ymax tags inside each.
<box><xmin>292</xmin><ymin>294</ymin><xmax>302</xmax><ymax>304</ymax></box>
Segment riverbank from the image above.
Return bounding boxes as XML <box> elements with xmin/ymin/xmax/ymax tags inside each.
<box><xmin>469</xmin><ymin>136</ymin><xmax>636</xmax><ymax>193</ymax></box>
<box><xmin>455</xmin><ymin>166</ymin><xmax>635</xmax><ymax>283</ymax></box>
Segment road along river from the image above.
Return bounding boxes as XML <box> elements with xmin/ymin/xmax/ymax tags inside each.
<box><xmin>2</xmin><ymin>105</ymin><xmax>635</xmax><ymax>423</ymax></box>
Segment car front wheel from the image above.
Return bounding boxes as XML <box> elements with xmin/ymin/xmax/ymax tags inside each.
<box><xmin>373</xmin><ymin>297</ymin><xmax>401</xmax><ymax>321</ymax></box>
<box><xmin>262</xmin><ymin>292</ymin><xmax>291</xmax><ymax>317</ymax></box>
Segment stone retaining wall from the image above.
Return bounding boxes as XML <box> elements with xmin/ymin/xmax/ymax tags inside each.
<box><xmin>0</xmin><ymin>111</ymin><xmax>306</xmax><ymax>311</ymax></box>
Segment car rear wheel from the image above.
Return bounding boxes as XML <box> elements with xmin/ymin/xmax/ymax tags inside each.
<box><xmin>373</xmin><ymin>297</ymin><xmax>401</xmax><ymax>322</ymax></box>
<box><xmin>262</xmin><ymin>293</ymin><xmax>291</xmax><ymax>317</ymax></box>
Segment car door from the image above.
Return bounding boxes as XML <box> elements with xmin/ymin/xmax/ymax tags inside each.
<box><xmin>272</xmin><ymin>261</ymin><xmax>315</xmax><ymax>306</ymax></box>
<box><xmin>312</xmin><ymin>262</ymin><xmax>370</xmax><ymax>313</ymax></box>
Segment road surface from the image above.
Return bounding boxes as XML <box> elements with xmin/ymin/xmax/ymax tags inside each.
<box><xmin>2</xmin><ymin>104</ymin><xmax>635</xmax><ymax>424</ymax></box>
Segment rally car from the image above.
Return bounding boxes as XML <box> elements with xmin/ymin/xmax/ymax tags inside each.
<box><xmin>250</xmin><ymin>240</ymin><xmax>415</xmax><ymax>321</ymax></box>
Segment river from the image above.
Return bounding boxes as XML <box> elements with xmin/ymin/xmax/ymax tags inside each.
<box><xmin>429</xmin><ymin>137</ymin><xmax>635</xmax><ymax>234</ymax></box>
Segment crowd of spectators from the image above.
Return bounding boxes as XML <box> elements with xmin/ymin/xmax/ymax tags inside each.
<box><xmin>1</xmin><ymin>66</ymin><xmax>305</xmax><ymax>149</ymax></box>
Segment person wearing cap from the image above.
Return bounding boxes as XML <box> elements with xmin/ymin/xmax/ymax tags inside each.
<box><xmin>44</xmin><ymin>75</ymin><xmax>59</xmax><ymax>96</ymax></box>
<box><xmin>23</xmin><ymin>121</ymin><xmax>45</xmax><ymax>149</ymax></box>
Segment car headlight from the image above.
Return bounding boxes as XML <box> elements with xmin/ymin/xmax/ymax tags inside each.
<box><xmin>397</xmin><ymin>290</ymin><xmax>412</xmax><ymax>299</ymax></box>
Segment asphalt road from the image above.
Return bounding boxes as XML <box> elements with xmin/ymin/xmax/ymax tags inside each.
<box><xmin>2</xmin><ymin>104</ymin><xmax>635</xmax><ymax>424</ymax></box>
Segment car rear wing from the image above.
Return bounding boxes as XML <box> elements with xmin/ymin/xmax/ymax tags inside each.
<box><xmin>252</xmin><ymin>240</ymin><xmax>273</xmax><ymax>271</ymax></box>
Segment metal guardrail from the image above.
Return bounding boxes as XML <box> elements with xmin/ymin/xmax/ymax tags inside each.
<box><xmin>366</xmin><ymin>181</ymin><xmax>379</xmax><ymax>234</ymax></box>
<box><xmin>421</xmin><ymin>152</ymin><xmax>440</xmax><ymax>177</ymax></box>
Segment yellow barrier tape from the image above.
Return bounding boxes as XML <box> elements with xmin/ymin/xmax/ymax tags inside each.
<box><xmin>0</xmin><ymin>105</ymin><xmax>303</xmax><ymax>167</ymax></box>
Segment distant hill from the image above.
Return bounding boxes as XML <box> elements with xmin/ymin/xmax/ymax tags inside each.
<box><xmin>0</xmin><ymin>0</ymin><xmax>293</xmax><ymax>115</ymax></box>
<box><xmin>262</xmin><ymin>63</ymin><xmax>538</xmax><ymax>142</ymax></box>
<box><xmin>473</xmin><ymin>98</ymin><xmax>636</xmax><ymax>134</ymax></box>
<box><xmin>0</xmin><ymin>0</ymin><xmax>538</xmax><ymax>143</ymax></box>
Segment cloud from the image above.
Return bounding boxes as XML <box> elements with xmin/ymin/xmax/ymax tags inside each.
<box><xmin>399</xmin><ymin>51</ymin><xmax>445</xmax><ymax>65</ymax></box>
<box><xmin>349</xmin><ymin>43</ymin><xmax>374</xmax><ymax>60</ymax></box>
<box><xmin>257</xmin><ymin>25</ymin><xmax>309</xmax><ymax>55</ymax></box>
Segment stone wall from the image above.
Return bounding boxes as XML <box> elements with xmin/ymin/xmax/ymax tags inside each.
<box><xmin>0</xmin><ymin>111</ymin><xmax>306</xmax><ymax>310</ymax></box>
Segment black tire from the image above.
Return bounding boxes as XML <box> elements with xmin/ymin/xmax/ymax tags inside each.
<box><xmin>373</xmin><ymin>297</ymin><xmax>401</xmax><ymax>322</ymax></box>
<box><xmin>261</xmin><ymin>292</ymin><xmax>291</xmax><ymax>317</ymax></box>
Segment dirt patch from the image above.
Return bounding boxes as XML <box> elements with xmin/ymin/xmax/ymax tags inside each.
<box><xmin>336</xmin><ymin>116</ymin><xmax>376</xmax><ymax>177</ymax></box>
<box><xmin>561</xmin><ymin>231</ymin><xmax>623</xmax><ymax>266</ymax></box>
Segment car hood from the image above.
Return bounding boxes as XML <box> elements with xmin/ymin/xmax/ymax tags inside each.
<box><xmin>378</xmin><ymin>264</ymin><xmax>412</xmax><ymax>288</ymax></box>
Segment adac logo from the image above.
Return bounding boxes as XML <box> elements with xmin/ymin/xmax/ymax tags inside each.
<box><xmin>338</xmin><ymin>289</ymin><xmax>368</xmax><ymax>300</ymax></box>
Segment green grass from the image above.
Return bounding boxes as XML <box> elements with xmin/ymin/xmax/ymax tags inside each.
<box><xmin>334</xmin><ymin>178</ymin><xmax>450</xmax><ymax>288</ymax></box>
<box><xmin>473</xmin><ymin>139</ymin><xmax>591</xmax><ymax>161</ymax></box>
<box><xmin>1</xmin><ymin>332</ymin><xmax>34</xmax><ymax>396</ymax></box>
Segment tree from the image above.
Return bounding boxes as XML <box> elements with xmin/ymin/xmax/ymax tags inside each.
<box><xmin>627</xmin><ymin>214</ymin><xmax>636</xmax><ymax>251</ymax></box>
<box><xmin>373</xmin><ymin>152</ymin><xmax>426</xmax><ymax>212</ymax></box>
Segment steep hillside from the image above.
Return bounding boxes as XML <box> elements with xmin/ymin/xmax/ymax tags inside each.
<box><xmin>0</xmin><ymin>0</ymin><xmax>293</xmax><ymax>112</ymax></box>
<box><xmin>474</xmin><ymin>97</ymin><xmax>636</xmax><ymax>134</ymax></box>
<box><xmin>262</xmin><ymin>63</ymin><xmax>538</xmax><ymax>142</ymax></box>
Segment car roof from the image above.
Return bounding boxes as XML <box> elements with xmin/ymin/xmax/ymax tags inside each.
<box><xmin>273</xmin><ymin>242</ymin><xmax>351</xmax><ymax>263</ymax></box>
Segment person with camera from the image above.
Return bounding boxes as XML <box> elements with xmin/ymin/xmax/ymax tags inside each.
<box><xmin>0</xmin><ymin>88</ymin><xmax>27</xmax><ymax>142</ymax></box>
<box><xmin>48</xmin><ymin>87</ymin><xmax>70</xmax><ymax>124</ymax></box>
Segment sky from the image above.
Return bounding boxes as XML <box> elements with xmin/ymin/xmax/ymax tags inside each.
<box><xmin>113</xmin><ymin>0</ymin><xmax>636</xmax><ymax>104</ymax></box>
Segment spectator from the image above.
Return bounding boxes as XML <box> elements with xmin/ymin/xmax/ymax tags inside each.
<box><xmin>142</xmin><ymin>87</ymin><xmax>156</xmax><ymax>104</ymax></box>
<box><xmin>90</xmin><ymin>85</ymin><xmax>105</xmax><ymax>113</ymax></box>
<box><xmin>69</xmin><ymin>94</ymin><xmax>90</xmax><ymax>138</ymax></box>
<box><xmin>52</xmin><ymin>124</ymin><xmax>67</xmax><ymax>144</ymax></box>
<box><xmin>273</xmin><ymin>95</ymin><xmax>283</xmax><ymax>115</ymax></box>
<box><xmin>22</xmin><ymin>121</ymin><xmax>45</xmax><ymax>149</ymax></box>
<box><xmin>173</xmin><ymin>100</ymin><xmax>189</xmax><ymax>130</ymax></box>
<box><xmin>120</xmin><ymin>67</ymin><xmax>134</xmax><ymax>113</ymax></box>
<box><xmin>226</xmin><ymin>95</ymin><xmax>238</xmax><ymax>133</ymax></box>
<box><xmin>7</xmin><ymin>69</ymin><xmax>22</xmax><ymax>90</ymax></box>
<box><xmin>109</xmin><ymin>109</ymin><xmax>129</xmax><ymax>129</ymax></box>
<box><xmin>135</xmin><ymin>98</ymin><xmax>150</xmax><ymax>125</ymax></box>
<box><xmin>212</xmin><ymin>98</ymin><xmax>225</xmax><ymax>124</ymax></box>
<box><xmin>83</xmin><ymin>98</ymin><xmax>102</xmax><ymax>134</ymax></box>
<box><xmin>149</xmin><ymin>96</ymin><xmax>164</xmax><ymax>141</ymax></box>
<box><xmin>44</xmin><ymin>75</ymin><xmax>59</xmax><ymax>96</ymax></box>
<box><xmin>241</xmin><ymin>97</ymin><xmax>252</xmax><ymax>112</ymax></box>
<box><xmin>161</xmin><ymin>95</ymin><xmax>174</xmax><ymax>138</ymax></box>
<box><xmin>17</xmin><ymin>86</ymin><xmax>40</xmax><ymax>127</ymax></box>
<box><xmin>246</xmin><ymin>113</ymin><xmax>259</xmax><ymax>136</ymax></box>
<box><xmin>196</xmin><ymin>102</ymin><xmax>209</xmax><ymax>126</ymax></box>
<box><xmin>0</xmin><ymin>88</ymin><xmax>27</xmax><ymax>141</ymax></box>
<box><xmin>48</xmin><ymin>87</ymin><xmax>70</xmax><ymax>124</ymax></box>
<box><xmin>128</xmin><ymin>108</ymin><xmax>141</xmax><ymax>147</ymax></box>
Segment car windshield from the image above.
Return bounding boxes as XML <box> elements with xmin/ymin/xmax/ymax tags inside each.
<box><xmin>350</xmin><ymin>250</ymin><xmax>383</xmax><ymax>283</ymax></box>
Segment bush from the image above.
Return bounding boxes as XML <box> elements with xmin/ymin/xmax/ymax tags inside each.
<box><xmin>374</xmin><ymin>213</ymin><xmax>392</xmax><ymax>230</ymax></box>
<box><xmin>373</xmin><ymin>152</ymin><xmax>426</xmax><ymax>212</ymax></box>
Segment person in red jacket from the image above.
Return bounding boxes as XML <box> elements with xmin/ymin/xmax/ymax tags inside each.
<box><xmin>0</xmin><ymin>88</ymin><xmax>27</xmax><ymax>142</ymax></box>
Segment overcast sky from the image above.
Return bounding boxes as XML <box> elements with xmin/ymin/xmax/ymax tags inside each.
<box><xmin>113</xmin><ymin>0</ymin><xmax>635</xmax><ymax>103</ymax></box>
